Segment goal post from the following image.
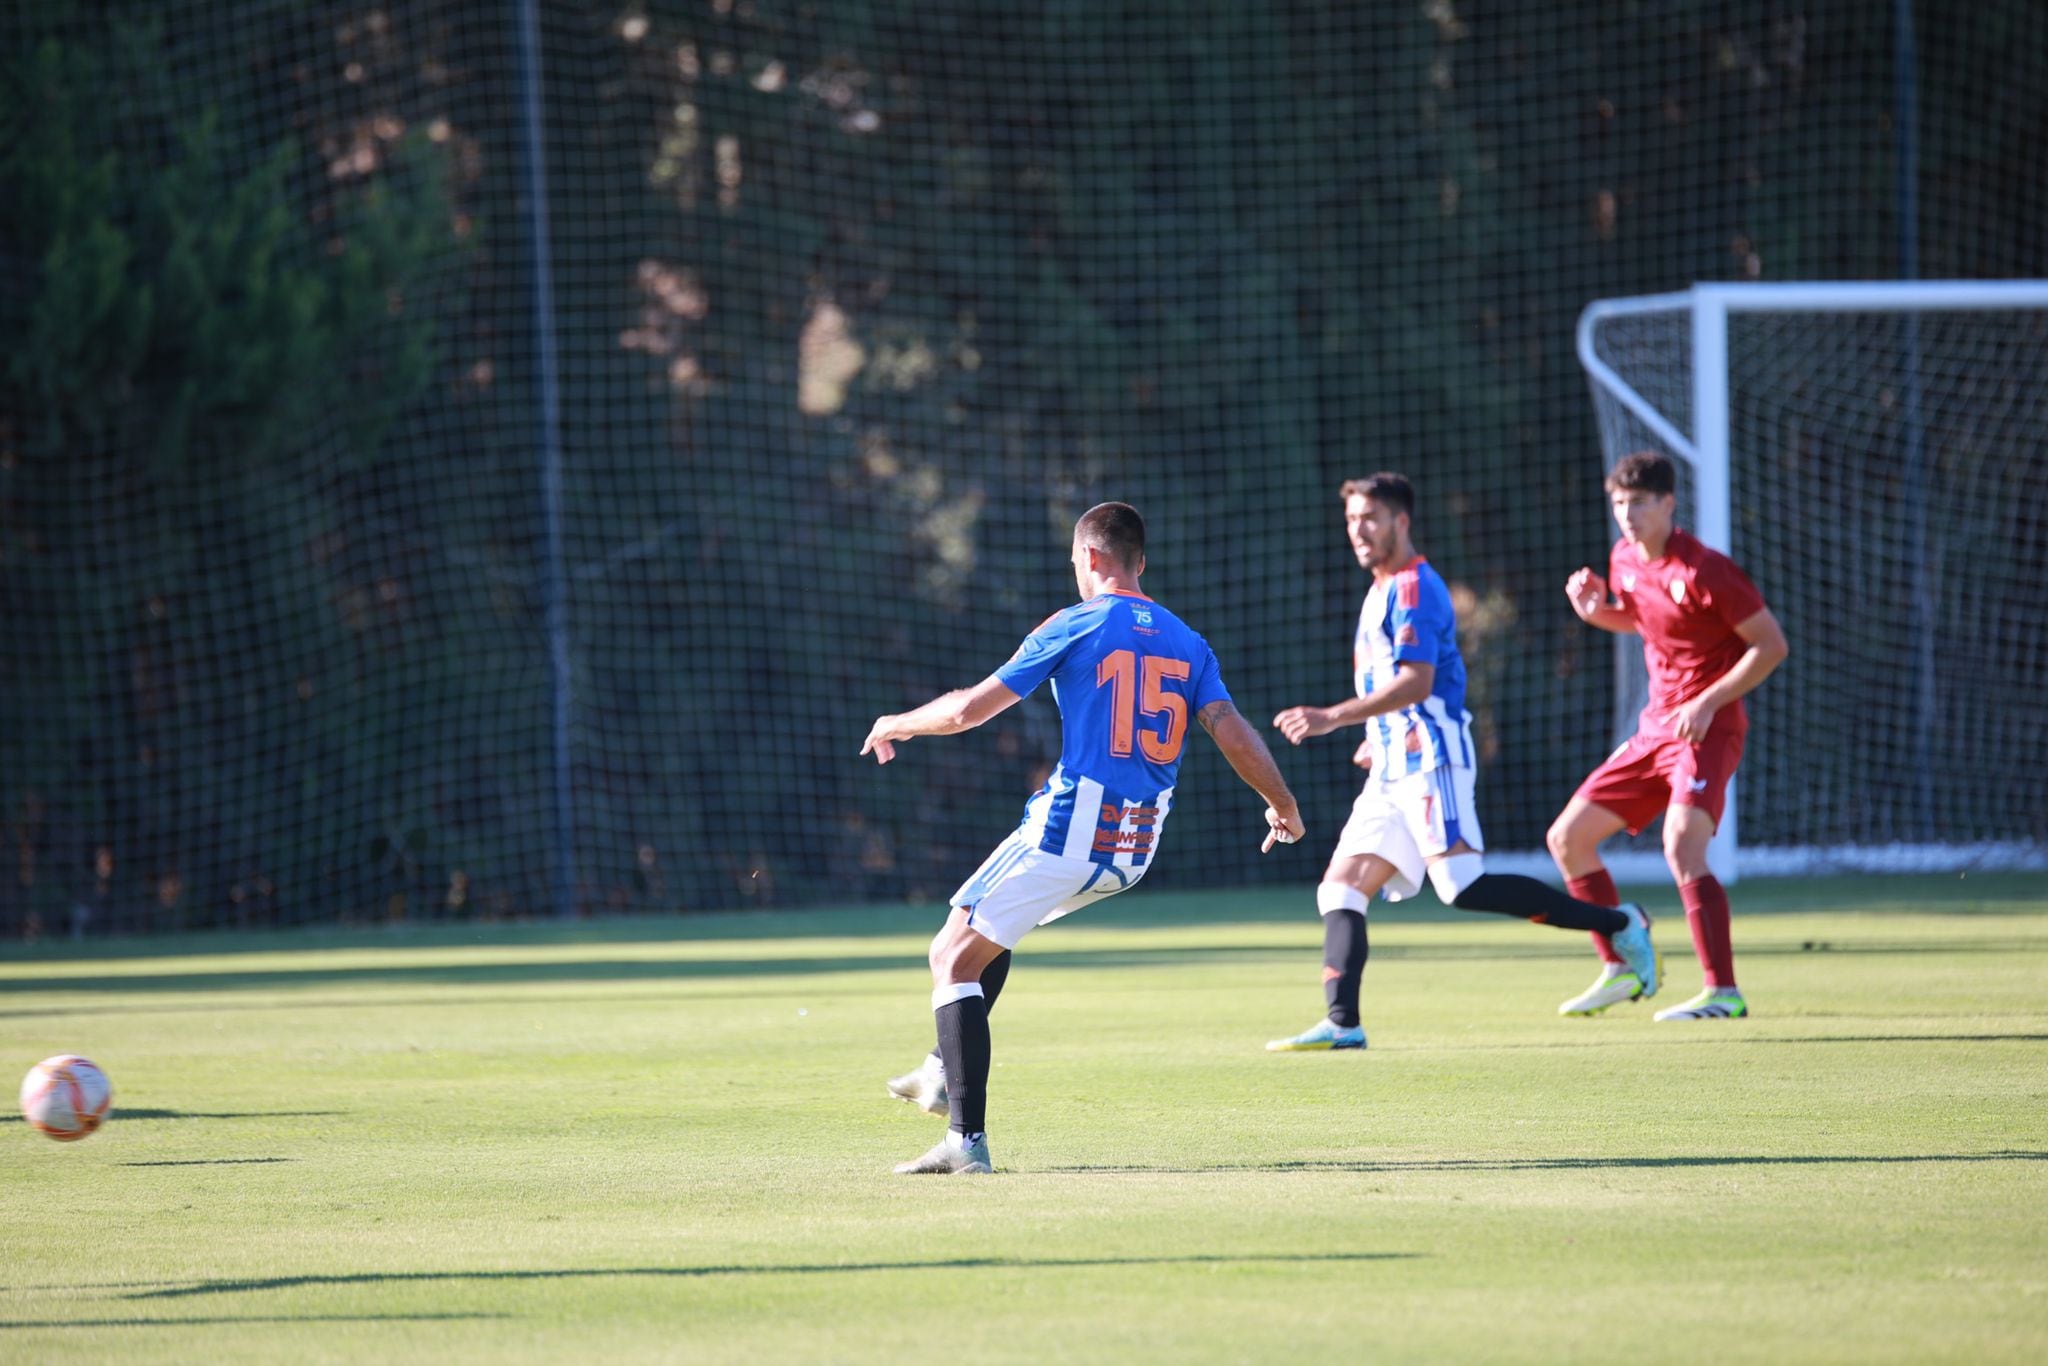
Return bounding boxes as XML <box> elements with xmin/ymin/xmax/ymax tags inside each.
<box><xmin>1577</xmin><ymin>280</ymin><xmax>2048</xmax><ymax>879</ymax></box>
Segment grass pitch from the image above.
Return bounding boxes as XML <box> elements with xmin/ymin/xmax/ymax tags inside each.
<box><xmin>2</xmin><ymin>874</ymin><xmax>2045</xmax><ymax>1363</ymax></box>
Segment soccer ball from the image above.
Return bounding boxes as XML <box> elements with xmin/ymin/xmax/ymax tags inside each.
<box><xmin>19</xmin><ymin>1055</ymin><xmax>113</xmax><ymax>1142</ymax></box>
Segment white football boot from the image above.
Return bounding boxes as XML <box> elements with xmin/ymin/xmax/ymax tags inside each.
<box><xmin>894</xmin><ymin>1132</ymin><xmax>992</xmax><ymax>1175</ymax></box>
<box><xmin>1557</xmin><ymin>962</ymin><xmax>1645</xmax><ymax>1016</ymax></box>
<box><xmin>1653</xmin><ymin>988</ymin><xmax>1750</xmax><ymax>1021</ymax></box>
<box><xmin>885</xmin><ymin>1053</ymin><xmax>948</xmax><ymax>1116</ymax></box>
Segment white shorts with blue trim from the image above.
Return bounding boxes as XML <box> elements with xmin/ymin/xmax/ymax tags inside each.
<box><xmin>949</xmin><ymin>835</ymin><xmax>1147</xmax><ymax>949</ymax></box>
<box><xmin>1332</xmin><ymin>764</ymin><xmax>1484</xmax><ymax>902</ymax></box>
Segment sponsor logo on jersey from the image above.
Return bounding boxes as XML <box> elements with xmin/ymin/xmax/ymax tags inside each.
<box><xmin>1688</xmin><ymin>778</ymin><xmax>1709</xmax><ymax>792</ymax></box>
<box><xmin>1621</xmin><ymin>573</ymin><xmax>1637</xmax><ymax>591</ymax></box>
<box><xmin>1670</xmin><ymin>579</ymin><xmax>1687</xmax><ymax>604</ymax></box>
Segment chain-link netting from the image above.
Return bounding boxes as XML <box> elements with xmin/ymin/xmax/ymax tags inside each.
<box><xmin>2</xmin><ymin>1</ymin><xmax>2044</xmax><ymax>933</ymax></box>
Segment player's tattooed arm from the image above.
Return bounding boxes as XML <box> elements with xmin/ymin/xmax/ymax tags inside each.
<box><xmin>1198</xmin><ymin>700</ymin><xmax>1305</xmax><ymax>852</ymax></box>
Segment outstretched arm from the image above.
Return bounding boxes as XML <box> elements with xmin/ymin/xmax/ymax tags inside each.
<box><xmin>1198</xmin><ymin>699</ymin><xmax>1304</xmax><ymax>852</ymax></box>
<box><xmin>862</xmin><ymin>676</ymin><xmax>1023</xmax><ymax>764</ymax></box>
<box><xmin>1272</xmin><ymin>661</ymin><xmax>1436</xmax><ymax>745</ymax></box>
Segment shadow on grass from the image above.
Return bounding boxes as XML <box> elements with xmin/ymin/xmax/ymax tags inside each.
<box><xmin>116</xmin><ymin>1158</ymin><xmax>296</xmax><ymax>1168</ymax></box>
<box><xmin>3</xmin><ymin>933</ymin><xmax>2043</xmax><ymax>1000</ymax></box>
<box><xmin>117</xmin><ymin>1252</ymin><xmax>1414</xmax><ymax>1301</ymax></box>
<box><xmin>1</xmin><ymin>871</ymin><xmax>2038</xmax><ymax>968</ymax></box>
<box><xmin>1046</xmin><ymin>1150</ymin><xmax>2048</xmax><ymax>1175</ymax></box>
<box><xmin>1438</xmin><ymin>1033</ymin><xmax>2048</xmax><ymax>1052</ymax></box>
<box><xmin>0</xmin><ymin>1111</ymin><xmax>341</xmax><ymax>1124</ymax></box>
<box><xmin>0</xmin><ymin>980</ymin><xmax>924</xmax><ymax>1021</ymax></box>
<box><xmin>0</xmin><ymin>1313</ymin><xmax>504</xmax><ymax>1330</ymax></box>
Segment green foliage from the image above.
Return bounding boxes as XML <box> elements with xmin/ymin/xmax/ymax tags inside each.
<box><xmin>0</xmin><ymin>29</ymin><xmax>444</xmax><ymax>473</ymax></box>
<box><xmin>0</xmin><ymin>14</ymin><xmax>466</xmax><ymax>932</ymax></box>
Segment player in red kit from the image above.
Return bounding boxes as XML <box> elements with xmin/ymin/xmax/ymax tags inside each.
<box><xmin>1548</xmin><ymin>452</ymin><xmax>1790</xmax><ymax>1020</ymax></box>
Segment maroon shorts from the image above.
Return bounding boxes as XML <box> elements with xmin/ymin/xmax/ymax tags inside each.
<box><xmin>1572</xmin><ymin>720</ymin><xmax>1747</xmax><ymax>836</ymax></box>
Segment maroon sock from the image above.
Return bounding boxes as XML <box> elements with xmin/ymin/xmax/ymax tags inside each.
<box><xmin>1679</xmin><ymin>875</ymin><xmax>1737</xmax><ymax>988</ymax></box>
<box><xmin>1568</xmin><ymin>870</ymin><xmax>1624</xmax><ymax>965</ymax></box>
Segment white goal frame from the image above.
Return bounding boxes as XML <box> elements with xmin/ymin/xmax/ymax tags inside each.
<box><xmin>1572</xmin><ymin>279</ymin><xmax>2048</xmax><ymax>880</ymax></box>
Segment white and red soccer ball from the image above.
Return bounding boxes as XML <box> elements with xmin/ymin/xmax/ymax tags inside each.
<box><xmin>19</xmin><ymin>1055</ymin><xmax>112</xmax><ymax>1141</ymax></box>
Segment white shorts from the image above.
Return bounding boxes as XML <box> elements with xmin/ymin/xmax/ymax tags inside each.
<box><xmin>949</xmin><ymin>835</ymin><xmax>1147</xmax><ymax>949</ymax></box>
<box><xmin>1331</xmin><ymin>765</ymin><xmax>1484</xmax><ymax>902</ymax></box>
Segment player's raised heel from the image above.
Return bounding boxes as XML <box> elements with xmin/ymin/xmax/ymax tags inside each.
<box><xmin>1265</xmin><ymin>1019</ymin><xmax>1368</xmax><ymax>1051</ymax></box>
<box><xmin>1557</xmin><ymin>964</ymin><xmax>1644</xmax><ymax>1016</ymax></box>
<box><xmin>1653</xmin><ymin>988</ymin><xmax>1749</xmax><ymax>1021</ymax></box>
<box><xmin>885</xmin><ymin>1054</ymin><xmax>948</xmax><ymax>1116</ymax></box>
<box><xmin>894</xmin><ymin>1134</ymin><xmax>993</xmax><ymax>1175</ymax></box>
<box><xmin>1608</xmin><ymin>902</ymin><xmax>1660</xmax><ymax>999</ymax></box>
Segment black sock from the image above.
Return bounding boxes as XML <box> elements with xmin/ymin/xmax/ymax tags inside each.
<box><xmin>934</xmin><ymin>993</ymin><xmax>991</xmax><ymax>1134</ymax></box>
<box><xmin>932</xmin><ymin>950</ymin><xmax>1009</xmax><ymax>1063</ymax></box>
<box><xmin>1323</xmin><ymin>909</ymin><xmax>1368</xmax><ymax>1028</ymax></box>
<box><xmin>1452</xmin><ymin>873</ymin><xmax>1629</xmax><ymax>935</ymax></box>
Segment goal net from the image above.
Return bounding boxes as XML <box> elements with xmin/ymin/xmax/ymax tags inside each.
<box><xmin>1580</xmin><ymin>283</ymin><xmax>2048</xmax><ymax>874</ymax></box>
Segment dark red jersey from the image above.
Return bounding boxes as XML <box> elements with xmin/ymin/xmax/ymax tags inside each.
<box><xmin>1609</xmin><ymin>528</ymin><xmax>1766</xmax><ymax>737</ymax></box>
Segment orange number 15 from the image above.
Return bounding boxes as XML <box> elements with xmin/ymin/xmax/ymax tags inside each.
<box><xmin>1096</xmin><ymin>650</ymin><xmax>1192</xmax><ymax>763</ymax></box>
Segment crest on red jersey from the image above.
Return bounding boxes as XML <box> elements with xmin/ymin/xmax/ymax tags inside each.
<box><xmin>1670</xmin><ymin>579</ymin><xmax>1687</xmax><ymax>604</ymax></box>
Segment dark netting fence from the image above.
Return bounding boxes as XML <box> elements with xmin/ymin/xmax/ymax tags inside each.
<box><xmin>2</xmin><ymin>1</ymin><xmax>2043</xmax><ymax>934</ymax></box>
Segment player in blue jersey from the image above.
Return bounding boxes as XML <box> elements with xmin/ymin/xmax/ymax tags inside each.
<box><xmin>1264</xmin><ymin>473</ymin><xmax>1660</xmax><ymax>1050</ymax></box>
<box><xmin>862</xmin><ymin>502</ymin><xmax>1304</xmax><ymax>1174</ymax></box>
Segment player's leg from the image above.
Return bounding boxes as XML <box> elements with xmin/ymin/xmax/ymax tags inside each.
<box><xmin>1546</xmin><ymin>793</ymin><xmax>1659</xmax><ymax>1015</ymax></box>
<box><xmin>890</xmin><ymin>838</ymin><xmax>1030</xmax><ymax>1113</ymax></box>
<box><xmin>1421</xmin><ymin>764</ymin><xmax>1637</xmax><ymax>933</ymax></box>
<box><xmin>1442</xmin><ymin>852</ymin><xmax>1660</xmax><ymax>1000</ymax></box>
<box><xmin>895</xmin><ymin>908</ymin><xmax>1006</xmax><ymax>1174</ymax></box>
<box><xmin>1652</xmin><ymin>804</ymin><xmax>1748</xmax><ymax>1021</ymax></box>
<box><xmin>927</xmin><ymin>950</ymin><xmax>1013</xmax><ymax>1057</ymax></box>
<box><xmin>895</xmin><ymin>845</ymin><xmax>1135</xmax><ymax>1171</ymax></box>
<box><xmin>1419</xmin><ymin>764</ymin><xmax>1658</xmax><ymax>997</ymax></box>
<box><xmin>1267</xmin><ymin>851</ymin><xmax>1397</xmax><ymax>1051</ymax></box>
<box><xmin>890</xmin><ymin>948</ymin><xmax>1011</xmax><ymax>1114</ymax></box>
<box><xmin>1545</xmin><ymin>794</ymin><xmax>1632</xmax><ymax>950</ymax></box>
<box><xmin>1443</xmin><ymin>858</ymin><xmax>1629</xmax><ymax>932</ymax></box>
<box><xmin>1268</xmin><ymin>780</ymin><xmax>1418</xmax><ymax>1052</ymax></box>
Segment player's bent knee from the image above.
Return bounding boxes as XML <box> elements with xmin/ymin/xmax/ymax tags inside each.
<box><xmin>1429</xmin><ymin>852</ymin><xmax>1486</xmax><ymax>904</ymax></box>
<box><xmin>1665</xmin><ymin>855</ymin><xmax>1712</xmax><ymax>885</ymax></box>
<box><xmin>928</xmin><ymin>915</ymin><xmax>977</xmax><ymax>979</ymax></box>
<box><xmin>1663</xmin><ymin>833</ymin><xmax>1713</xmax><ymax>883</ymax></box>
<box><xmin>1316</xmin><ymin>882</ymin><xmax>1370</xmax><ymax>917</ymax></box>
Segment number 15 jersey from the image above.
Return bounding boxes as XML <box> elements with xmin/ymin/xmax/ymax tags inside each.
<box><xmin>995</xmin><ymin>590</ymin><xmax>1232</xmax><ymax>868</ymax></box>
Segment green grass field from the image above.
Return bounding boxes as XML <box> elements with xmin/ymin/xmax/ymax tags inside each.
<box><xmin>2</xmin><ymin>874</ymin><xmax>2045</xmax><ymax>1362</ymax></box>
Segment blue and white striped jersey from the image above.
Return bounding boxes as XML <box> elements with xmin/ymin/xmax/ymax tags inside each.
<box><xmin>995</xmin><ymin>591</ymin><xmax>1231</xmax><ymax>867</ymax></box>
<box><xmin>1354</xmin><ymin>558</ymin><xmax>1475</xmax><ymax>775</ymax></box>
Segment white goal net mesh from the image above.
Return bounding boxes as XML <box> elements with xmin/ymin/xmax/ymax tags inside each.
<box><xmin>1585</xmin><ymin>296</ymin><xmax>2048</xmax><ymax>865</ymax></box>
